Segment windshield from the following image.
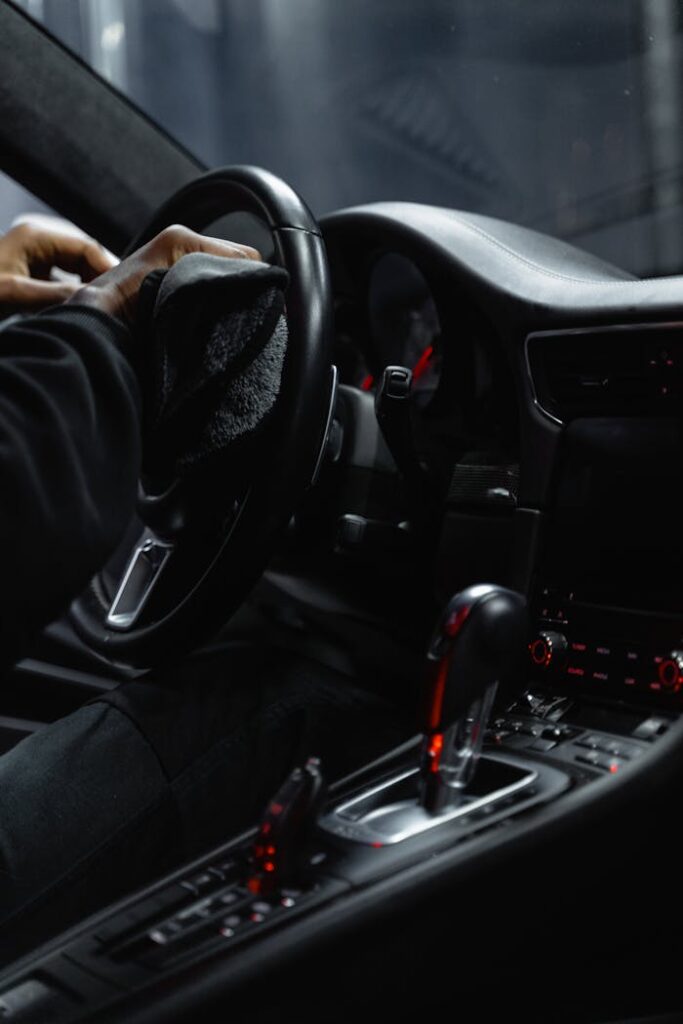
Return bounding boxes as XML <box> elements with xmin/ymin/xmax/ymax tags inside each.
<box><xmin>9</xmin><ymin>0</ymin><xmax>683</xmax><ymax>278</ymax></box>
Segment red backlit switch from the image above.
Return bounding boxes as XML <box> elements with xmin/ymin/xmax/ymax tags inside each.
<box><xmin>657</xmin><ymin>651</ymin><xmax>683</xmax><ymax>693</ymax></box>
<box><xmin>529</xmin><ymin>631</ymin><xmax>568</xmax><ymax>670</ymax></box>
<box><xmin>248</xmin><ymin>757</ymin><xmax>326</xmax><ymax>894</ymax></box>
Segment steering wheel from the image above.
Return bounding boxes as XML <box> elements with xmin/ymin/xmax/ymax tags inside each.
<box><xmin>69</xmin><ymin>166</ymin><xmax>335</xmax><ymax>673</ymax></box>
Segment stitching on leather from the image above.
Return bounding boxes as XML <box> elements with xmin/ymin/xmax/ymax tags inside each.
<box><xmin>452</xmin><ymin>215</ymin><xmax>639</xmax><ymax>287</ymax></box>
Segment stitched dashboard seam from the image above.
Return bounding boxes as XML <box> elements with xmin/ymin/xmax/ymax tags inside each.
<box><xmin>449</xmin><ymin>214</ymin><xmax>640</xmax><ymax>287</ymax></box>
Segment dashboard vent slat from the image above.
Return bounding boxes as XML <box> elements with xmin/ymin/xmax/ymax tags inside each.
<box><xmin>527</xmin><ymin>325</ymin><xmax>683</xmax><ymax>421</ymax></box>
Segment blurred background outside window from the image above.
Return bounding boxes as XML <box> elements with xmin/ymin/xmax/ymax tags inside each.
<box><xmin>4</xmin><ymin>0</ymin><xmax>683</xmax><ymax>277</ymax></box>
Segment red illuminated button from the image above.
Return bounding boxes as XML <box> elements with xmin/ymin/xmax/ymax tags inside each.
<box><xmin>529</xmin><ymin>631</ymin><xmax>568</xmax><ymax>670</ymax></box>
<box><xmin>658</xmin><ymin>651</ymin><xmax>683</xmax><ymax>693</ymax></box>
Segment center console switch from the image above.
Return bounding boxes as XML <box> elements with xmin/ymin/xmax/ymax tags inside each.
<box><xmin>248</xmin><ymin>756</ymin><xmax>326</xmax><ymax>895</ymax></box>
<box><xmin>492</xmin><ymin>689</ymin><xmax>674</xmax><ymax>776</ymax></box>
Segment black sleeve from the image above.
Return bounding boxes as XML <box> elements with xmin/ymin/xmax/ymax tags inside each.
<box><xmin>0</xmin><ymin>304</ymin><xmax>142</xmax><ymax>652</ymax></box>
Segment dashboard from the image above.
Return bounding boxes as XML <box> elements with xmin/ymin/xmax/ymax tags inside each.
<box><xmin>320</xmin><ymin>202</ymin><xmax>683</xmax><ymax>717</ymax></box>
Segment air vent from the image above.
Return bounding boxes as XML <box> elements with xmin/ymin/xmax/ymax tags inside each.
<box><xmin>527</xmin><ymin>324</ymin><xmax>683</xmax><ymax>421</ymax></box>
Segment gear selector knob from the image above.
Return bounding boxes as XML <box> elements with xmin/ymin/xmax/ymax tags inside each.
<box><xmin>420</xmin><ymin>584</ymin><xmax>527</xmax><ymax>814</ymax></box>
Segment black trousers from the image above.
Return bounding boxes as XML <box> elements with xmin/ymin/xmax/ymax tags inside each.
<box><xmin>0</xmin><ymin>646</ymin><xmax>407</xmax><ymax>966</ymax></box>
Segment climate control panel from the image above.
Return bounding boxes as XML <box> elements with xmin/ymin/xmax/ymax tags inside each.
<box><xmin>530</xmin><ymin>585</ymin><xmax>683</xmax><ymax>703</ymax></box>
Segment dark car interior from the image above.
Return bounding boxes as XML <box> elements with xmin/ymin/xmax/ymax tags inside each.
<box><xmin>2</xmin><ymin>3</ymin><xmax>683</xmax><ymax>1022</ymax></box>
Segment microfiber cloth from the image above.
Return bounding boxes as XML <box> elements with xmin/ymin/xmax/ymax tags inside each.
<box><xmin>137</xmin><ymin>253</ymin><xmax>289</xmax><ymax>480</ymax></box>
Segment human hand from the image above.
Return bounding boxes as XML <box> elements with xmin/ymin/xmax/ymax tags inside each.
<box><xmin>71</xmin><ymin>225</ymin><xmax>261</xmax><ymax>327</ymax></box>
<box><xmin>0</xmin><ymin>221</ymin><xmax>116</xmax><ymax>312</ymax></box>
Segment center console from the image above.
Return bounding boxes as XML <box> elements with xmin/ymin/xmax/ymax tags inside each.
<box><xmin>1</xmin><ymin>572</ymin><xmax>677</xmax><ymax>1024</ymax></box>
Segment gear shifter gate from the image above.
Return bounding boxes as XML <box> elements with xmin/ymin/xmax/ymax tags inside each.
<box><xmin>318</xmin><ymin>751</ymin><xmax>550</xmax><ymax>846</ymax></box>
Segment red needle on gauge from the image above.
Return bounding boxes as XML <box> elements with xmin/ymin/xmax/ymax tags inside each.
<box><xmin>412</xmin><ymin>344</ymin><xmax>434</xmax><ymax>381</ymax></box>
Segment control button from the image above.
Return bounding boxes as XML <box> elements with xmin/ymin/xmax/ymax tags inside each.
<box><xmin>174</xmin><ymin>898</ymin><xmax>215</xmax><ymax>928</ymax></box>
<box><xmin>279</xmin><ymin>889</ymin><xmax>302</xmax><ymax>909</ymax></box>
<box><xmin>529</xmin><ymin>631</ymin><xmax>568</xmax><ymax>670</ymax></box>
<box><xmin>148</xmin><ymin>921</ymin><xmax>183</xmax><ymax>945</ymax></box>
<box><xmin>633</xmin><ymin>717</ymin><xmax>670</xmax><ymax>740</ymax></box>
<box><xmin>213</xmin><ymin>858</ymin><xmax>239</xmax><ymax>876</ymax></box>
<box><xmin>610</xmin><ymin>742</ymin><xmax>642</xmax><ymax>759</ymax></box>
<box><xmin>518</xmin><ymin>723</ymin><xmax>543</xmax><ymax>738</ymax></box>
<box><xmin>530</xmin><ymin>738</ymin><xmax>558</xmax><ymax>752</ymax></box>
<box><xmin>209</xmin><ymin>859</ymin><xmax>238</xmax><ymax>881</ymax></box>
<box><xmin>181</xmin><ymin>871</ymin><xmax>218</xmax><ymax>896</ymax></box>
<box><xmin>576</xmin><ymin>752</ymin><xmax>601</xmax><ymax>768</ymax></box>
<box><xmin>205</xmin><ymin>895</ymin><xmax>232</xmax><ymax>915</ymax></box>
<box><xmin>542</xmin><ymin>725</ymin><xmax>575</xmax><ymax>742</ymax></box>
<box><xmin>218</xmin><ymin>890</ymin><xmax>241</xmax><ymax>908</ymax></box>
<box><xmin>542</xmin><ymin>726</ymin><xmax>563</xmax><ymax>741</ymax></box>
<box><xmin>657</xmin><ymin>652</ymin><xmax>683</xmax><ymax>692</ymax></box>
<box><xmin>251</xmin><ymin>900</ymin><xmax>274</xmax><ymax>915</ymax></box>
<box><xmin>151</xmin><ymin>885</ymin><xmax>190</xmax><ymax>915</ymax></box>
<box><xmin>222</xmin><ymin>913</ymin><xmax>243</xmax><ymax>929</ymax></box>
<box><xmin>595</xmin><ymin>754</ymin><xmax>622</xmax><ymax>774</ymax></box>
<box><xmin>576</xmin><ymin>734</ymin><xmax>602</xmax><ymax>749</ymax></box>
<box><xmin>174</xmin><ymin>910</ymin><xmax>207</xmax><ymax>929</ymax></box>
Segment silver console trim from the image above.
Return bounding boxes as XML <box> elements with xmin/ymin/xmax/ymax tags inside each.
<box><xmin>319</xmin><ymin>753</ymin><xmax>540</xmax><ymax>846</ymax></box>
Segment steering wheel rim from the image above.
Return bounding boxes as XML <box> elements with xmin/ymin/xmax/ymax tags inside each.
<box><xmin>69</xmin><ymin>166</ymin><xmax>335</xmax><ymax>673</ymax></box>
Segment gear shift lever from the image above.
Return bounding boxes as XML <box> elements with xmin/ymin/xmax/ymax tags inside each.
<box><xmin>319</xmin><ymin>582</ymin><xmax>534</xmax><ymax>847</ymax></box>
<box><xmin>420</xmin><ymin>584</ymin><xmax>526</xmax><ymax>815</ymax></box>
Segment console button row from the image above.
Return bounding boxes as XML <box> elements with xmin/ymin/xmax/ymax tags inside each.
<box><xmin>491</xmin><ymin>718</ymin><xmax>578</xmax><ymax>748</ymax></box>
<box><xmin>147</xmin><ymin>886</ymin><xmax>302</xmax><ymax>949</ymax></box>
<box><xmin>180</xmin><ymin>858</ymin><xmax>238</xmax><ymax>896</ymax></box>
<box><xmin>575</xmin><ymin>750</ymin><xmax>622</xmax><ymax>773</ymax></box>
<box><xmin>574</xmin><ymin>735</ymin><xmax>642</xmax><ymax>760</ymax></box>
<box><xmin>106</xmin><ymin>883</ymin><xmax>304</xmax><ymax>969</ymax></box>
<box><xmin>490</xmin><ymin>714</ymin><xmax>652</xmax><ymax>776</ymax></box>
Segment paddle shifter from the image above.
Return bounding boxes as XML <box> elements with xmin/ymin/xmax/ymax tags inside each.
<box><xmin>419</xmin><ymin>584</ymin><xmax>527</xmax><ymax>815</ymax></box>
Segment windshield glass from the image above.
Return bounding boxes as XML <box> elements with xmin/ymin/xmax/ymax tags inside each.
<box><xmin>10</xmin><ymin>0</ymin><xmax>683</xmax><ymax>277</ymax></box>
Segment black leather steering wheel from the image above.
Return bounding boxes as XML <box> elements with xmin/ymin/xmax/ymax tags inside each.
<box><xmin>69</xmin><ymin>166</ymin><xmax>335</xmax><ymax>673</ymax></box>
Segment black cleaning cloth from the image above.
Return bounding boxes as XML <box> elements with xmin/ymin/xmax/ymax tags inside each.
<box><xmin>138</xmin><ymin>253</ymin><xmax>289</xmax><ymax>479</ymax></box>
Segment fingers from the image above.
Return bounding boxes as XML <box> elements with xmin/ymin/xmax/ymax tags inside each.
<box><xmin>22</xmin><ymin>227</ymin><xmax>118</xmax><ymax>282</ymax></box>
<box><xmin>150</xmin><ymin>225</ymin><xmax>261</xmax><ymax>266</ymax></box>
<box><xmin>192</xmin><ymin>235</ymin><xmax>261</xmax><ymax>262</ymax></box>
<box><xmin>48</xmin><ymin>236</ymin><xmax>117</xmax><ymax>281</ymax></box>
<box><xmin>67</xmin><ymin>225</ymin><xmax>266</xmax><ymax>325</ymax></box>
<box><xmin>0</xmin><ymin>274</ymin><xmax>79</xmax><ymax>311</ymax></box>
